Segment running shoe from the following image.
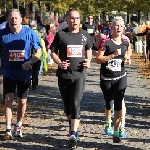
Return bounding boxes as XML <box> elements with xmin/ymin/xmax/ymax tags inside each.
<box><xmin>119</xmin><ymin>127</ymin><xmax>127</xmax><ymax>138</ymax></box>
<box><xmin>13</xmin><ymin>125</ymin><xmax>22</xmax><ymax>137</ymax></box>
<box><xmin>4</xmin><ymin>129</ymin><xmax>12</xmax><ymax>140</ymax></box>
<box><xmin>113</xmin><ymin>135</ymin><xmax>121</xmax><ymax>143</ymax></box>
<box><xmin>104</xmin><ymin>123</ymin><xmax>113</xmax><ymax>135</ymax></box>
<box><xmin>68</xmin><ymin>134</ymin><xmax>77</xmax><ymax>149</ymax></box>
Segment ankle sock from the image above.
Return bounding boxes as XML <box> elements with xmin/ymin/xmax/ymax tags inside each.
<box><xmin>120</xmin><ymin>123</ymin><xmax>125</xmax><ymax>128</ymax></box>
<box><xmin>6</xmin><ymin>126</ymin><xmax>11</xmax><ymax>130</ymax></box>
<box><xmin>16</xmin><ymin>122</ymin><xmax>22</xmax><ymax>127</ymax></box>
<box><xmin>114</xmin><ymin>131</ymin><xmax>119</xmax><ymax>137</ymax></box>
<box><xmin>106</xmin><ymin>121</ymin><xmax>111</xmax><ymax>128</ymax></box>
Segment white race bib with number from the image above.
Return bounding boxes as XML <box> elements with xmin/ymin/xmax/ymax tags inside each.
<box><xmin>67</xmin><ymin>45</ymin><xmax>83</xmax><ymax>57</ymax></box>
<box><xmin>9</xmin><ymin>50</ymin><xmax>25</xmax><ymax>61</ymax></box>
<box><xmin>107</xmin><ymin>59</ymin><xmax>122</xmax><ymax>71</ymax></box>
<box><xmin>87</xmin><ymin>29</ymin><xmax>94</xmax><ymax>34</ymax></box>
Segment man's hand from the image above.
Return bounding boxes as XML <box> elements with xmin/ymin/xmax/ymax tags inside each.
<box><xmin>124</xmin><ymin>54</ymin><xmax>131</xmax><ymax>65</ymax></box>
<box><xmin>83</xmin><ymin>59</ymin><xmax>91</xmax><ymax>69</ymax></box>
<box><xmin>22</xmin><ymin>61</ymin><xmax>32</xmax><ymax>70</ymax></box>
<box><xmin>58</xmin><ymin>60</ymin><xmax>70</xmax><ymax>70</ymax></box>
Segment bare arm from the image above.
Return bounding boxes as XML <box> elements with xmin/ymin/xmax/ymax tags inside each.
<box><xmin>126</xmin><ymin>42</ymin><xmax>132</xmax><ymax>57</ymax></box>
<box><xmin>51</xmin><ymin>51</ymin><xmax>70</xmax><ymax>69</ymax></box>
<box><xmin>30</xmin><ymin>49</ymin><xmax>42</xmax><ymax>63</ymax></box>
<box><xmin>94</xmin><ymin>34</ymin><xmax>101</xmax><ymax>49</ymax></box>
<box><xmin>94</xmin><ymin>33</ymin><xmax>107</xmax><ymax>49</ymax></box>
<box><xmin>96</xmin><ymin>50</ymin><xmax>115</xmax><ymax>64</ymax></box>
<box><xmin>124</xmin><ymin>36</ymin><xmax>132</xmax><ymax>58</ymax></box>
<box><xmin>22</xmin><ymin>49</ymin><xmax>42</xmax><ymax>70</ymax></box>
<box><xmin>82</xmin><ymin>49</ymin><xmax>92</xmax><ymax>69</ymax></box>
<box><xmin>85</xmin><ymin>48</ymin><xmax>92</xmax><ymax>60</ymax></box>
<box><xmin>51</xmin><ymin>51</ymin><xmax>62</xmax><ymax>65</ymax></box>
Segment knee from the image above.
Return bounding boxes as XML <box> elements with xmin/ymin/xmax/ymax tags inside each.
<box><xmin>105</xmin><ymin>100</ymin><xmax>114</xmax><ymax>110</ymax></box>
<box><xmin>5</xmin><ymin>93</ymin><xmax>14</xmax><ymax>104</ymax></box>
<box><xmin>5</xmin><ymin>94</ymin><xmax>14</xmax><ymax>108</ymax></box>
<box><xmin>18</xmin><ymin>99</ymin><xmax>27</xmax><ymax>107</ymax></box>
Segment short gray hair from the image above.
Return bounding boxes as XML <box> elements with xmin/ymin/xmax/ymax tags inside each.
<box><xmin>8</xmin><ymin>9</ymin><xmax>22</xmax><ymax>17</ymax></box>
<box><xmin>65</xmin><ymin>9</ymin><xmax>79</xmax><ymax>18</ymax></box>
<box><xmin>111</xmin><ymin>16</ymin><xmax>124</xmax><ymax>26</ymax></box>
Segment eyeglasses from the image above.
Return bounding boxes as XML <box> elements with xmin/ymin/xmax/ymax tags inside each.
<box><xmin>88</xmin><ymin>17</ymin><xmax>93</xmax><ymax>19</ymax></box>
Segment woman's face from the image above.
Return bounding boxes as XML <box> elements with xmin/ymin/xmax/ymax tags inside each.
<box><xmin>111</xmin><ymin>20</ymin><xmax>124</xmax><ymax>36</ymax></box>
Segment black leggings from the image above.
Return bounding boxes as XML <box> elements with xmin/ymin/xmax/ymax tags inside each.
<box><xmin>58</xmin><ymin>77</ymin><xmax>85</xmax><ymax>119</ymax></box>
<box><xmin>100</xmin><ymin>75</ymin><xmax>127</xmax><ymax>111</ymax></box>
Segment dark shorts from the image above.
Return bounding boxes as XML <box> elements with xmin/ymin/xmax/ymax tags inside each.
<box><xmin>3</xmin><ymin>76</ymin><xmax>30</xmax><ymax>99</ymax></box>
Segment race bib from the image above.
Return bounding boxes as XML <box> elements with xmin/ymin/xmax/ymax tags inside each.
<box><xmin>87</xmin><ymin>29</ymin><xmax>94</xmax><ymax>34</ymax></box>
<box><xmin>67</xmin><ymin>45</ymin><xmax>83</xmax><ymax>57</ymax></box>
<box><xmin>107</xmin><ymin>59</ymin><xmax>122</xmax><ymax>71</ymax></box>
<box><xmin>9</xmin><ymin>50</ymin><xmax>25</xmax><ymax>61</ymax></box>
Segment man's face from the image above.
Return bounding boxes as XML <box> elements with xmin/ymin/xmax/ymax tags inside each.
<box><xmin>106</xmin><ymin>22</ymin><xmax>110</xmax><ymax>28</ymax></box>
<box><xmin>66</xmin><ymin>11</ymin><xmax>80</xmax><ymax>30</ymax></box>
<box><xmin>88</xmin><ymin>16</ymin><xmax>93</xmax><ymax>23</ymax></box>
<box><xmin>8</xmin><ymin>11</ymin><xmax>22</xmax><ymax>30</ymax></box>
<box><xmin>95</xmin><ymin>19</ymin><xmax>99</xmax><ymax>24</ymax></box>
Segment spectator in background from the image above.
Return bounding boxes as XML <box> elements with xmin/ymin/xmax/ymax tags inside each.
<box><xmin>39</xmin><ymin>28</ymin><xmax>48</xmax><ymax>76</ymax></box>
<box><xmin>137</xmin><ymin>21</ymin><xmax>150</xmax><ymax>38</ymax></box>
<box><xmin>22</xmin><ymin>16</ymin><xmax>29</xmax><ymax>26</ymax></box>
<box><xmin>29</xmin><ymin>11</ymin><xmax>35</xmax><ymax>20</ymax></box>
<box><xmin>46</xmin><ymin>29</ymin><xmax>54</xmax><ymax>64</ymax></box>
<box><xmin>58</xmin><ymin>17</ymin><xmax>68</xmax><ymax>30</ymax></box>
<box><xmin>132</xmin><ymin>23</ymin><xmax>139</xmax><ymax>50</ymax></box>
<box><xmin>95</xmin><ymin>18</ymin><xmax>103</xmax><ymax>33</ymax></box>
<box><xmin>101</xmin><ymin>21</ymin><xmax>110</xmax><ymax>35</ymax></box>
<box><xmin>28</xmin><ymin>11</ymin><xmax>36</xmax><ymax>26</ymax></box>
<box><xmin>0</xmin><ymin>10</ymin><xmax>10</xmax><ymax>29</ymax></box>
<box><xmin>36</xmin><ymin>16</ymin><xmax>43</xmax><ymax>29</ymax></box>
<box><xmin>125</xmin><ymin>23</ymin><xmax>133</xmax><ymax>43</ymax></box>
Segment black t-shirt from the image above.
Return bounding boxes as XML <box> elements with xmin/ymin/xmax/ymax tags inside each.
<box><xmin>82</xmin><ymin>23</ymin><xmax>97</xmax><ymax>43</ymax></box>
<box><xmin>101</xmin><ymin>39</ymin><xmax>129</xmax><ymax>78</ymax></box>
<box><xmin>50</xmin><ymin>28</ymin><xmax>92</xmax><ymax>79</ymax></box>
<box><xmin>146</xmin><ymin>29</ymin><xmax>150</xmax><ymax>45</ymax></box>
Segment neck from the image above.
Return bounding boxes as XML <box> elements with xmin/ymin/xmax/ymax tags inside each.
<box><xmin>68</xmin><ymin>27</ymin><xmax>79</xmax><ymax>33</ymax></box>
<box><xmin>10</xmin><ymin>25</ymin><xmax>22</xmax><ymax>34</ymax></box>
<box><xmin>111</xmin><ymin>34</ymin><xmax>122</xmax><ymax>41</ymax></box>
<box><xmin>88</xmin><ymin>22</ymin><xmax>92</xmax><ymax>25</ymax></box>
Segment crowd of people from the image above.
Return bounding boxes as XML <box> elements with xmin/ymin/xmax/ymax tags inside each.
<box><xmin>0</xmin><ymin>8</ymin><xmax>149</xmax><ymax>149</ymax></box>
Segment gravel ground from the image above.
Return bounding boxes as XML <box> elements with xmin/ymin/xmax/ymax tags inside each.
<box><xmin>0</xmin><ymin>57</ymin><xmax>149</xmax><ymax>150</ymax></box>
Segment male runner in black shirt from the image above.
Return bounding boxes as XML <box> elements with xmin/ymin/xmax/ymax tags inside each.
<box><xmin>82</xmin><ymin>15</ymin><xmax>98</xmax><ymax>50</ymax></box>
<box><xmin>50</xmin><ymin>9</ymin><xmax>92</xmax><ymax>148</ymax></box>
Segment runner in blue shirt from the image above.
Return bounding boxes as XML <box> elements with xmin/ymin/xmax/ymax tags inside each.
<box><xmin>0</xmin><ymin>9</ymin><xmax>42</xmax><ymax>140</ymax></box>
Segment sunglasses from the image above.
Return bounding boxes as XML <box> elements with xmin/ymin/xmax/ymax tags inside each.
<box><xmin>88</xmin><ymin>17</ymin><xmax>93</xmax><ymax>19</ymax></box>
